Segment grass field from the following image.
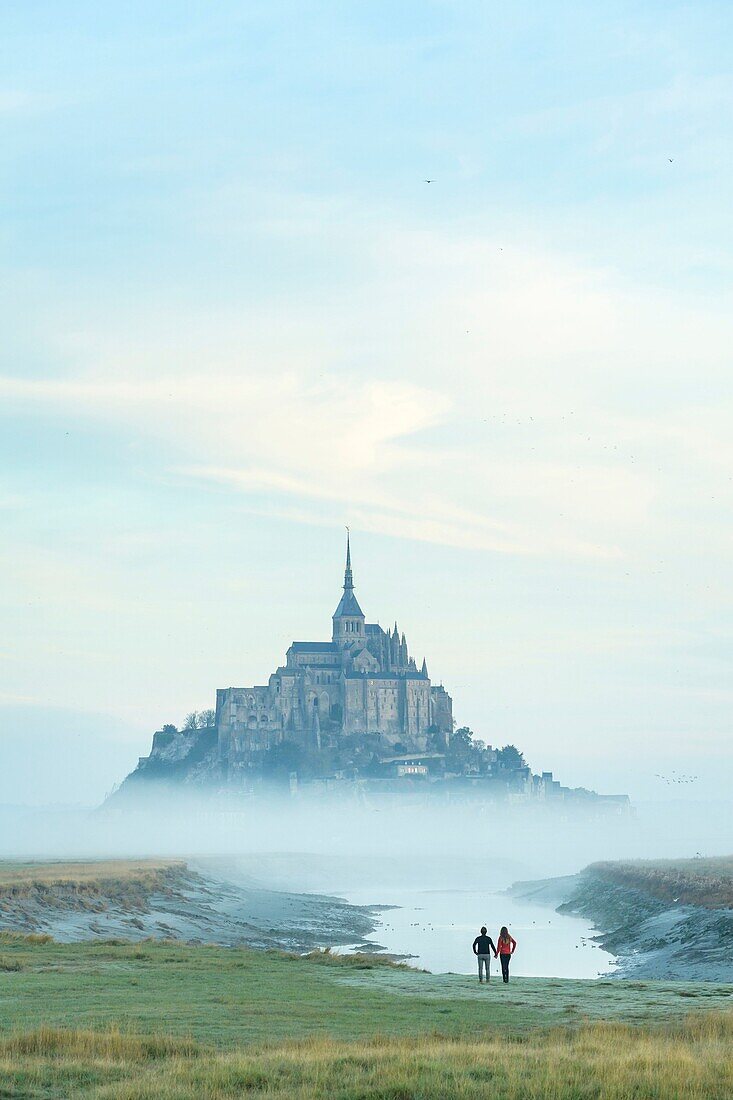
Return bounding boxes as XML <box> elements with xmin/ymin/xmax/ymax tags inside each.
<box><xmin>2</xmin><ymin>935</ymin><xmax>733</xmax><ymax>1097</ymax></box>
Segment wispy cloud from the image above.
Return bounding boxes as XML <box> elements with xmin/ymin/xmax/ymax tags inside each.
<box><xmin>0</xmin><ymin>90</ymin><xmax>53</xmax><ymax>116</ymax></box>
<box><xmin>2</xmin><ymin>215</ymin><xmax>731</xmax><ymax>564</ymax></box>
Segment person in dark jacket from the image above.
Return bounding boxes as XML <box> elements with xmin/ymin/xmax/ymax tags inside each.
<box><xmin>472</xmin><ymin>926</ymin><xmax>497</xmax><ymax>983</ymax></box>
<box><xmin>495</xmin><ymin>926</ymin><xmax>517</xmax><ymax>983</ymax></box>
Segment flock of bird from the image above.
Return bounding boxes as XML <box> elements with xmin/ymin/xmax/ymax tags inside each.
<box><xmin>654</xmin><ymin>772</ymin><xmax>699</xmax><ymax>786</ymax></box>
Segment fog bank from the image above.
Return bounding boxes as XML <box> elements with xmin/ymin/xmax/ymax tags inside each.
<box><xmin>2</xmin><ymin>792</ymin><xmax>730</xmax><ymax>888</ymax></box>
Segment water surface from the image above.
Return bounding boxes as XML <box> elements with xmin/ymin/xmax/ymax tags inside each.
<box><xmin>346</xmin><ymin>885</ymin><xmax>615</xmax><ymax>978</ymax></box>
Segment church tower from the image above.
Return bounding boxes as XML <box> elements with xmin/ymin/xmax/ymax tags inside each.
<box><xmin>332</xmin><ymin>530</ymin><xmax>366</xmax><ymax>646</ymax></box>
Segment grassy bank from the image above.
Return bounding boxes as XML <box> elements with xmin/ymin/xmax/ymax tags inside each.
<box><xmin>0</xmin><ymin>859</ymin><xmax>184</xmax><ymax>892</ymax></box>
<box><xmin>588</xmin><ymin>855</ymin><xmax>733</xmax><ymax>909</ymax></box>
<box><xmin>0</xmin><ymin>858</ymin><xmax>378</xmax><ymax>951</ymax></box>
<box><xmin>0</xmin><ymin>860</ymin><xmax>185</xmax><ymax>910</ymax></box>
<box><xmin>2</xmin><ymin>937</ymin><xmax>733</xmax><ymax>1096</ymax></box>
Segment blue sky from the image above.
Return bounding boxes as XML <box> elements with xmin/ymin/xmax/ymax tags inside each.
<box><xmin>2</xmin><ymin>1</ymin><xmax>733</xmax><ymax>804</ymax></box>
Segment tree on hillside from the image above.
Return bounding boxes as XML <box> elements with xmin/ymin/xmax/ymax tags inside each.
<box><xmin>182</xmin><ymin>710</ymin><xmax>216</xmax><ymax>730</ymax></box>
<box><xmin>446</xmin><ymin>726</ymin><xmax>475</xmax><ymax>772</ymax></box>
<box><xmin>496</xmin><ymin>744</ymin><xmax>526</xmax><ymax>771</ymax></box>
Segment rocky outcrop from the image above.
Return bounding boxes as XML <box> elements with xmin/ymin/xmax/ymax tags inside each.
<box><xmin>111</xmin><ymin>725</ymin><xmax>221</xmax><ymax>798</ymax></box>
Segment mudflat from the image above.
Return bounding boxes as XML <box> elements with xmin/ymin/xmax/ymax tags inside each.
<box><xmin>0</xmin><ymin>859</ymin><xmax>378</xmax><ymax>951</ymax></box>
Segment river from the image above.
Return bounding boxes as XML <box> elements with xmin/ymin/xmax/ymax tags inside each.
<box><xmin>345</xmin><ymin>884</ymin><xmax>615</xmax><ymax>978</ymax></box>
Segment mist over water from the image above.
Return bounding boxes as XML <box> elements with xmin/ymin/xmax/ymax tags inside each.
<box><xmin>3</xmin><ymin>792</ymin><xmax>730</xmax><ymax>976</ymax></box>
<box><xmin>2</xmin><ymin>792</ymin><xmax>729</xmax><ymax>868</ymax></box>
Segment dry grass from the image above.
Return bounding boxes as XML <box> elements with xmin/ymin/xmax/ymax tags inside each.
<box><xmin>1</xmin><ymin>1026</ymin><xmax>198</xmax><ymax>1060</ymax></box>
<box><xmin>0</xmin><ymin>859</ymin><xmax>188</xmax><ymax>919</ymax></box>
<box><xmin>590</xmin><ymin>855</ymin><xmax>733</xmax><ymax>908</ymax></box>
<box><xmin>0</xmin><ymin>955</ymin><xmax>23</xmax><ymax>971</ymax></box>
<box><xmin>3</xmin><ymin>1013</ymin><xmax>733</xmax><ymax>1098</ymax></box>
<box><xmin>0</xmin><ymin>859</ymin><xmax>183</xmax><ymax>891</ymax></box>
<box><xmin>0</xmin><ymin>931</ymin><xmax>54</xmax><ymax>945</ymax></box>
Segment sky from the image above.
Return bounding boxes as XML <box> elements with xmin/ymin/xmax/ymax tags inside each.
<box><xmin>1</xmin><ymin>1</ymin><xmax>733</xmax><ymax>806</ymax></box>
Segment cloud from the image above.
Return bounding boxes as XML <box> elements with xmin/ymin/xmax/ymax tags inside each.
<box><xmin>0</xmin><ymin>90</ymin><xmax>51</xmax><ymax>115</ymax></box>
<box><xmin>183</xmin><ymin>464</ymin><xmax>621</xmax><ymax>558</ymax></box>
<box><xmin>1</xmin><ymin>216</ymin><xmax>731</xmax><ymax>565</ymax></box>
<box><xmin>0</xmin><ymin>364</ymin><xmax>624</xmax><ymax>559</ymax></box>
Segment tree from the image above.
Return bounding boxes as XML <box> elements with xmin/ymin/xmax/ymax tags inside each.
<box><xmin>198</xmin><ymin>709</ymin><xmax>216</xmax><ymax>728</ymax></box>
<box><xmin>446</xmin><ymin>726</ymin><xmax>475</xmax><ymax>772</ymax></box>
<box><xmin>183</xmin><ymin>712</ymin><xmax>199</xmax><ymax>730</ymax></box>
<box><xmin>496</xmin><ymin>744</ymin><xmax>526</xmax><ymax>771</ymax></box>
<box><xmin>161</xmin><ymin>723</ymin><xmax>178</xmax><ymax>735</ymax></box>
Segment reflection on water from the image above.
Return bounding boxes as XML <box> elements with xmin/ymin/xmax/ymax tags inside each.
<box><xmin>347</xmin><ymin>887</ymin><xmax>615</xmax><ymax>978</ymax></box>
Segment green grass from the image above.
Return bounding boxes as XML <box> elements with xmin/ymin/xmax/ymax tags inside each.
<box><xmin>2</xmin><ymin>937</ymin><xmax>733</xmax><ymax>1095</ymax></box>
<box><xmin>0</xmin><ymin>936</ymin><xmax>732</xmax><ymax>1048</ymax></box>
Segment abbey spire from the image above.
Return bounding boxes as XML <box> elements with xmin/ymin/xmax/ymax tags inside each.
<box><xmin>344</xmin><ymin>527</ymin><xmax>353</xmax><ymax>589</ymax></box>
<box><xmin>332</xmin><ymin>529</ymin><xmax>365</xmax><ymax>644</ymax></box>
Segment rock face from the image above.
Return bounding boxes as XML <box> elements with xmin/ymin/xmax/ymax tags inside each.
<box><xmin>118</xmin><ymin>725</ymin><xmax>221</xmax><ymax>794</ymax></box>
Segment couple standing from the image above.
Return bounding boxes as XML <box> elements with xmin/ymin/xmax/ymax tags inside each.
<box><xmin>472</xmin><ymin>926</ymin><xmax>517</xmax><ymax>984</ymax></box>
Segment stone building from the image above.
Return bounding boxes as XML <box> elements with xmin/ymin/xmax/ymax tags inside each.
<box><xmin>216</xmin><ymin>536</ymin><xmax>453</xmax><ymax>767</ymax></box>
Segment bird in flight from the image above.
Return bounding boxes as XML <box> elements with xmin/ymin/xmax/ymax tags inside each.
<box><xmin>424</xmin><ymin>179</ymin><xmax>433</xmax><ymax>183</ymax></box>
<box><xmin>669</xmin><ymin>158</ymin><xmax>674</xmax><ymax>163</ymax></box>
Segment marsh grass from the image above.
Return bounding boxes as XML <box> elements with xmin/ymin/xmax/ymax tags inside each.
<box><xmin>591</xmin><ymin>855</ymin><xmax>733</xmax><ymax>908</ymax></box>
<box><xmin>0</xmin><ymin>932</ymin><xmax>53</xmax><ymax>945</ymax></box>
<box><xmin>3</xmin><ymin>1013</ymin><xmax>733</xmax><ymax>1098</ymax></box>
<box><xmin>0</xmin><ymin>859</ymin><xmax>187</xmax><ymax>917</ymax></box>
<box><xmin>0</xmin><ymin>860</ymin><xmax>183</xmax><ymax>890</ymax></box>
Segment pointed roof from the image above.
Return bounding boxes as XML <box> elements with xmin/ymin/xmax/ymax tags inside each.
<box><xmin>333</xmin><ymin>529</ymin><xmax>364</xmax><ymax>618</ymax></box>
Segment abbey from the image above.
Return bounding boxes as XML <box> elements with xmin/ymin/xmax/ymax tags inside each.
<box><xmin>216</xmin><ymin>536</ymin><xmax>453</xmax><ymax>766</ymax></box>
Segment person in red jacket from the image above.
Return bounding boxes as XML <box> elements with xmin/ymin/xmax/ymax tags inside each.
<box><xmin>495</xmin><ymin>926</ymin><xmax>517</xmax><ymax>983</ymax></box>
